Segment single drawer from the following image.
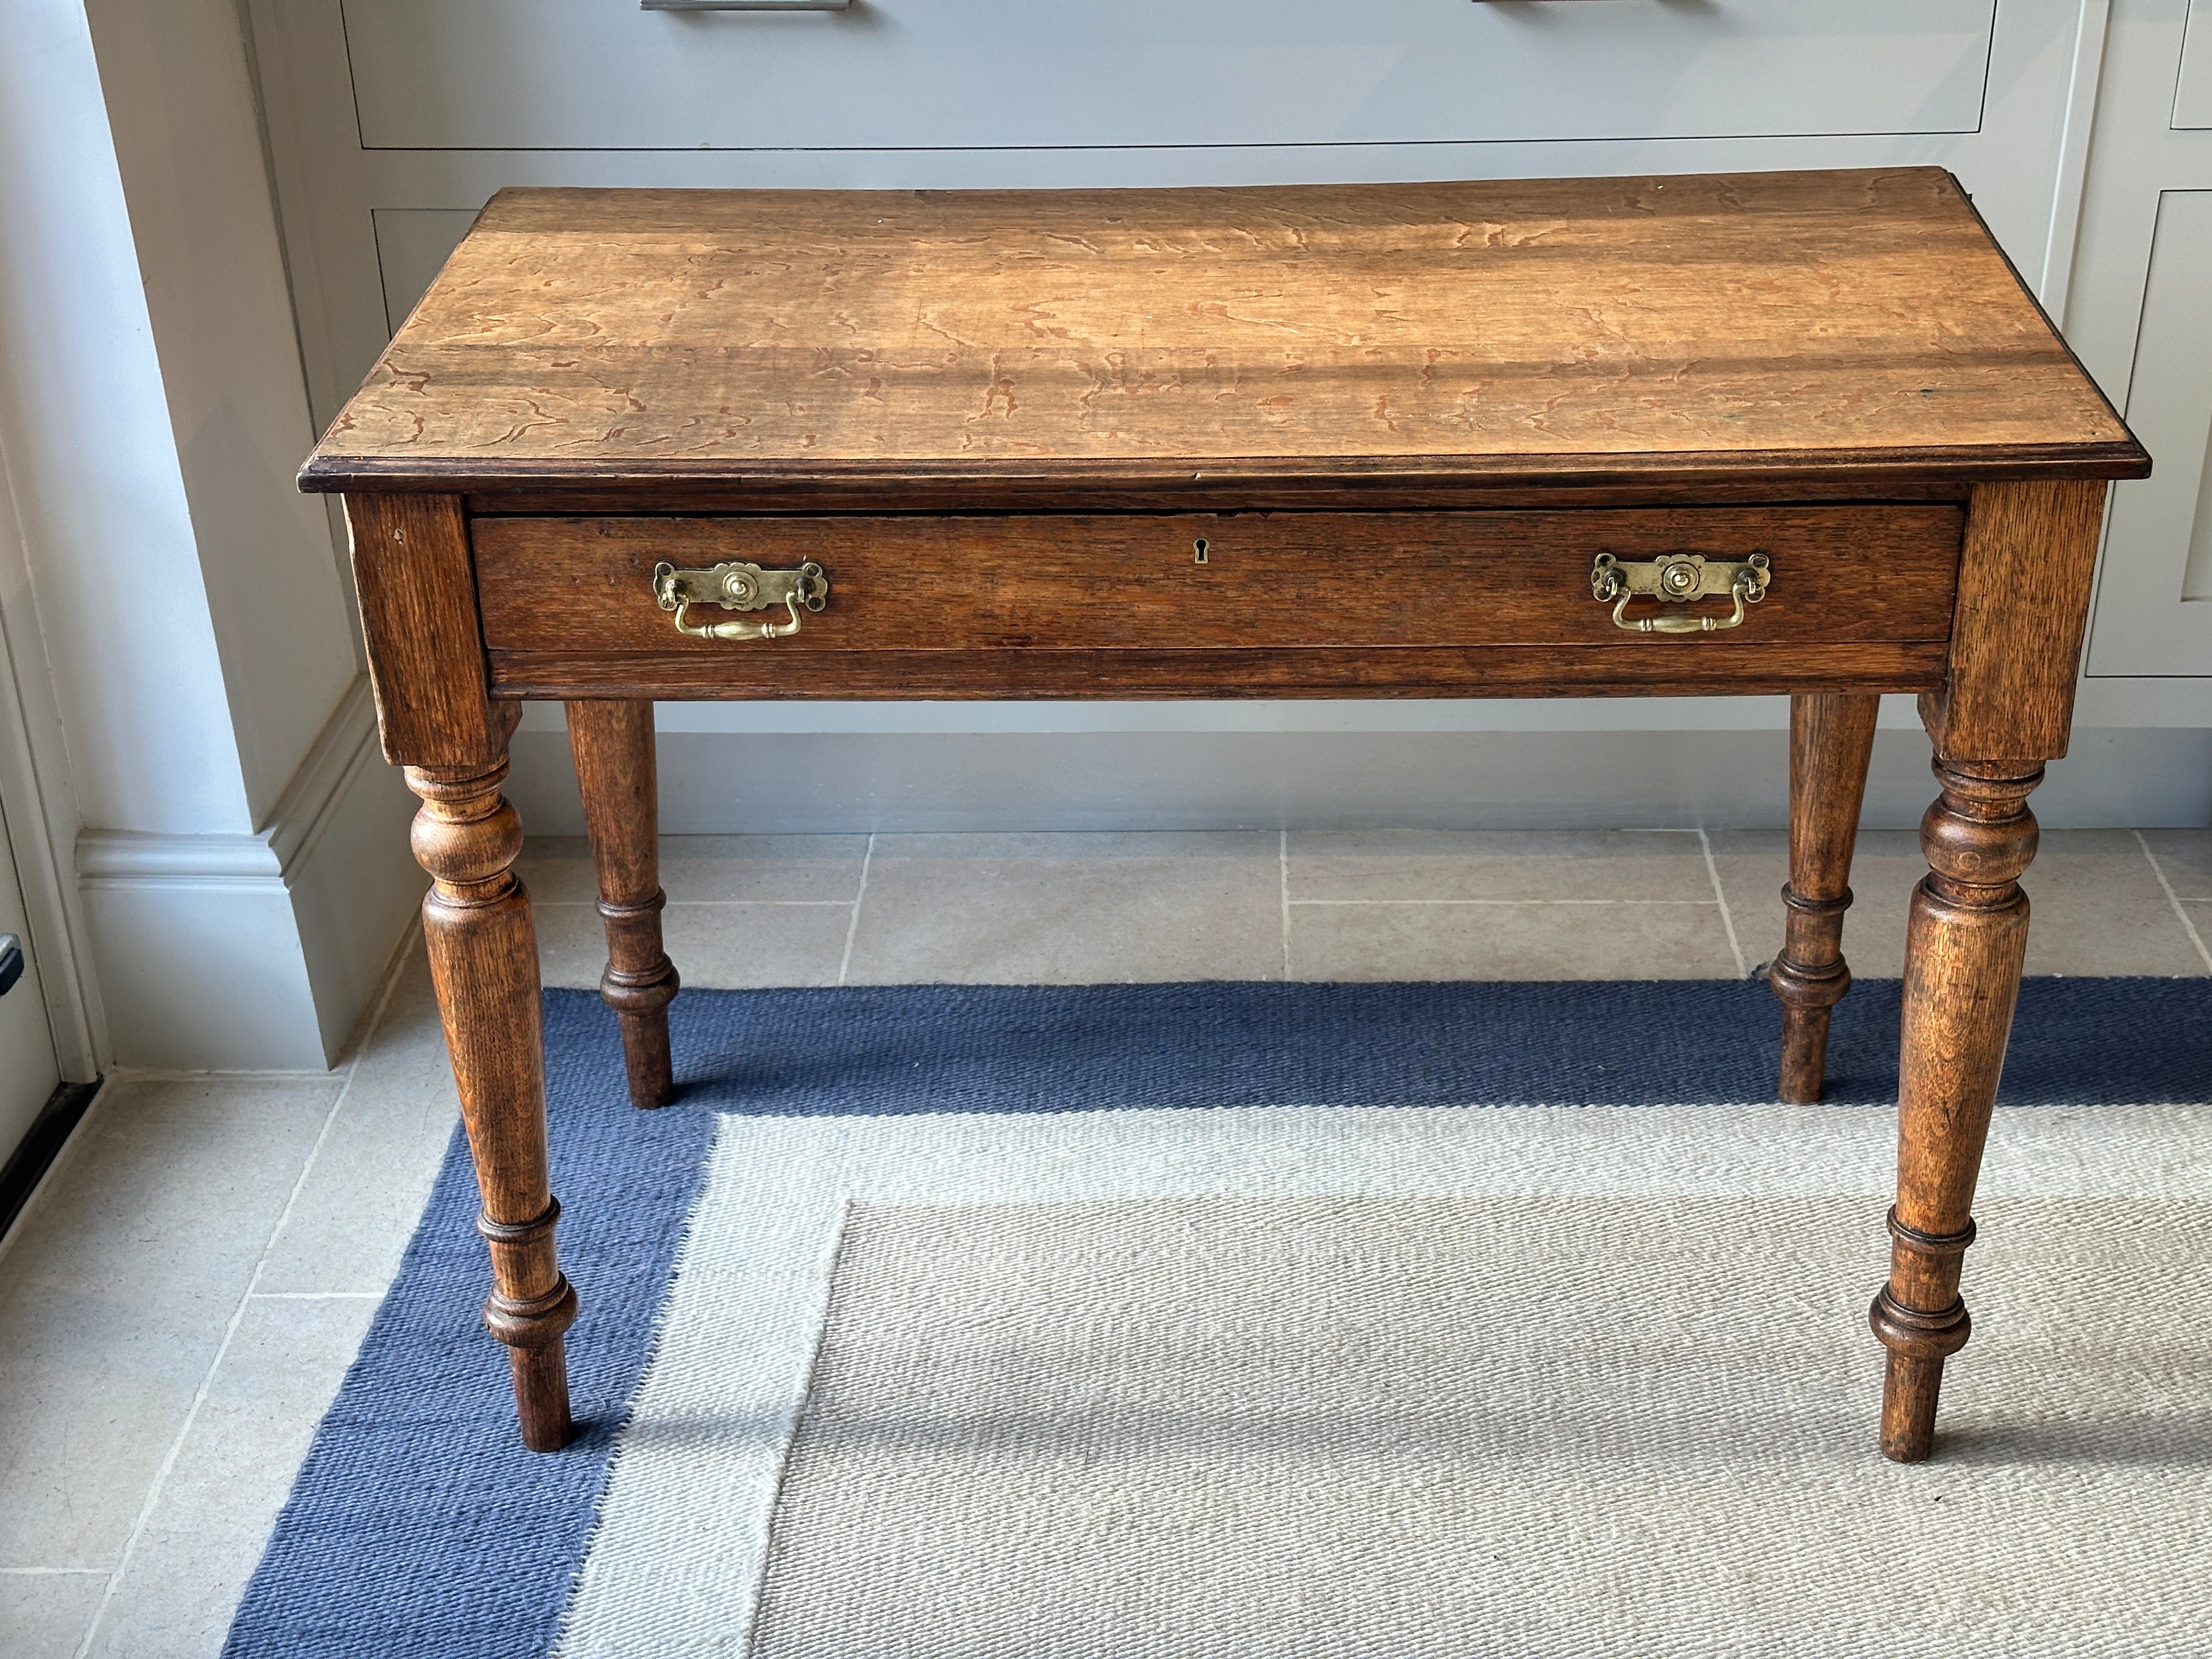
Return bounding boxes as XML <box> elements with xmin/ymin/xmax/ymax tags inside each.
<box><xmin>472</xmin><ymin>505</ymin><xmax>1962</xmax><ymax>700</ymax></box>
<box><xmin>345</xmin><ymin>0</ymin><xmax>1994</xmax><ymax>151</ymax></box>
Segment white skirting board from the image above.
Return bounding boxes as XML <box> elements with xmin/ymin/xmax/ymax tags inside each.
<box><xmin>74</xmin><ymin>681</ymin><xmax>424</xmax><ymax>1071</ymax></box>
<box><xmin>504</xmin><ymin>724</ymin><xmax>2212</xmax><ymax>838</ymax></box>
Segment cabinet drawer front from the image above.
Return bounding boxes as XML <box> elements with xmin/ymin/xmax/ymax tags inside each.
<box><xmin>473</xmin><ymin>506</ymin><xmax>1960</xmax><ymax>698</ymax></box>
<box><xmin>346</xmin><ymin>1</ymin><xmax>1994</xmax><ymax>151</ymax></box>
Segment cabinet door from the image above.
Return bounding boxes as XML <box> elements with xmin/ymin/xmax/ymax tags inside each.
<box><xmin>340</xmin><ymin>0</ymin><xmax>1996</xmax><ymax>151</ymax></box>
<box><xmin>2086</xmin><ymin>194</ymin><xmax>2212</xmax><ymax>677</ymax></box>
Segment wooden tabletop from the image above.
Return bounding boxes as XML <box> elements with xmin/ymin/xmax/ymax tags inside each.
<box><xmin>302</xmin><ymin>169</ymin><xmax>2147</xmax><ymax>497</ymax></box>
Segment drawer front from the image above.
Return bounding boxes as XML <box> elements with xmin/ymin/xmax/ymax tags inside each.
<box><xmin>473</xmin><ymin>506</ymin><xmax>1962</xmax><ymax>699</ymax></box>
<box><xmin>345</xmin><ymin>1</ymin><xmax>1994</xmax><ymax>151</ymax></box>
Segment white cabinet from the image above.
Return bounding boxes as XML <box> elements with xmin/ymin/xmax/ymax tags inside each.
<box><xmin>340</xmin><ymin>0</ymin><xmax>1997</xmax><ymax>151</ymax></box>
<box><xmin>2067</xmin><ymin>2</ymin><xmax>2212</xmax><ymax>684</ymax></box>
<box><xmin>252</xmin><ymin>0</ymin><xmax>2103</xmax><ymax>439</ymax></box>
<box><xmin>2089</xmin><ymin>191</ymin><xmax>2212</xmax><ymax>674</ymax></box>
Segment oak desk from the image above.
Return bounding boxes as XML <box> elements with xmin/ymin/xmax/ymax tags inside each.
<box><xmin>302</xmin><ymin>170</ymin><xmax>2149</xmax><ymax>1464</ymax></box>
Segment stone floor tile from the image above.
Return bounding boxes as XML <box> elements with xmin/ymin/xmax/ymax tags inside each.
<box><xmin>2182</xmin><ymin>902</ymin><xmax>2212</xmax><ymax>955</ymax></box>
<box><xmin>0</xmin><ymin>1572</ymin><xmax>107</xmax><ymax>1659</ymax></box>
<box><xmin>2137</xmin><ymin>830</ymin><xmax>2212</xmax><ymax>902</ymax></box>
<box><xmin>1288</xmin><ymin>828</ymin><xmax>1714</xmax><ymax>903</ymax></box>
<box><xmin>657</xmin><ymin>836</ymin><xmax>871</xmax><ymax>904</ymax></box>
<box><xmin>2026</xmin><ymin>830</ymin><xmax>2209</xmax><ymax>977</ymax></box>
<box><xmin>517</xmin><ymin>834</ymin><xmax>868</xmax><ymax>904</ymax></box>
<box><xmin>256</xmin><ymin>952</ymin><xmax>457</xmax><ymax>1296</ymax></box>
<box><xmin>659</xmin><ymin>903</ymin><xmax>857</xmax><ymax>989</ymax></box>
<box><xmin>1288</xmin><ymin>900</ymin><xmax>1741</xmax><ymax>981</ymax></box>
<box><xmin>0</xmin><ymin>1080</ymin><xmax>338</xmax><ymax>1568</ymax></box>
<box><xmin>1706</xmin><ymin>828</ymin><xmax>1925</xmax><ymax>981</ymax></box>
<box><xmin>847</xmin><ymin>832</ymin><xmax>1283</xmax><ymax>984</ymax></box>
<box><xmin>536</xmin><ymin>899</ymin><xmax>855</xmax><ymax>990</ymax></box>
<box><xmin>78</xmin><ymin>1296</ymin><xmax>377</xmax><ymax>1659</ymax></box>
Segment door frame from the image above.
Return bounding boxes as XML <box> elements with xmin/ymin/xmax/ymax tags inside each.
<box><xmin>0</xmin><ymin>432</ymin><xmax>105</xmax><ymax>1082</ymax></box>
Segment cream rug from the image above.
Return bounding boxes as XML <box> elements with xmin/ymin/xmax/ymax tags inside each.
<box><xmin>555</xmin><ymin>1105</ymin><xmax>2212</xmax><ymax>1658</ymax></box>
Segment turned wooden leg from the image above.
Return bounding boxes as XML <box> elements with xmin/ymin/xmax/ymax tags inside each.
<box><xmin>1870</xmin><ymin>755</ymin><xmax>2040</xmax><ymax>1463</ymax></box>
<box><xmin>566</xmin><ymin>700</ymin><xmax>679</xmax><ymax>1108</ymax></box>
<box><xmin>1769</xmin><ymin>692</ymin><xmax>1880</xmax><ymax>1103</ymax></box>
<box><xmin>408</xmin><ymin>755</ymin><xmax>578</xmax><ymax>1452</ymax></box>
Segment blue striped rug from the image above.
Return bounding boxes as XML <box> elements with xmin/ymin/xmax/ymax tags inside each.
<box><xmin>219</xmin><ymin>978</ymin><xmax>2212</xmax><ymax>1659</ymax></box>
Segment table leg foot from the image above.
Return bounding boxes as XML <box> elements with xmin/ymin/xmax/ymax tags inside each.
<box><xmin>509</xmin><ymin>1339</ymin><xmax>574</xmax><ymax>1454</ymax></box>
<box><xmin>409</xmin><ymin>755</ymin><xmax>578</xmax><ymax>1451</ymax></box>
<box><xmin>1870</xmin><ymin>754</ymin><xmax>2038</xmax><ymax>1463</ymax></box>
<box><xmin>1872</xmin><ymin>1260</ymin><xmax>1973</xmax><ymax>1463</ymax></box>
<box><xmin>1769</xmin><ymin>692</ymin><xmax>1878</xmax><ymax>1103</ymax></box>
<box><xmin>568</xmin><ymin>701</ymin><xmax>679</xmax><ymax>1108</ymax></box>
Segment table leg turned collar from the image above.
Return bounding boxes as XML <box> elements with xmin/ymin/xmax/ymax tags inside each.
<box><xmin>567</xmin><ymin>699</ymin><xmax>679</xmax><ymax>1109</ymax></box>
<box><xmin>1770</xmin><ymin>692</ymin><xmax>1880</xmax><ymax>1103</ymax></box>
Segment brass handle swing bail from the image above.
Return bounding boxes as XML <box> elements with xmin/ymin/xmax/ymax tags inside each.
<box><xmin>1590</xmin><ymin>551</ymin><xmax>1769</xmax><ymax>635</ymax></box>
<box><xmin>653</xmin><ymin>559</ymin><xmax>830</xmax><ymax>641</ymax></box>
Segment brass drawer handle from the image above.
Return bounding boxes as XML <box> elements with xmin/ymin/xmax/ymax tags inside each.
<box><xmin>652</xmin><ymin>558</ymin><xmax>830</xmax><ymax>641</ymax></box>
<box><xmin>1590</xmin><ymin>552</ymin><xmax>1769</xmax><ymax>635</ymax></box>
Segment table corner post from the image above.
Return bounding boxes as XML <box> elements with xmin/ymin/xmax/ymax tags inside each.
<box><xmin>346</xmin><ymin>490</ymin><xmax>578</xmax><ymax>1452</ymax></box>
<box><xmin>1874</xmin><ymin>477</ymin><xmax>2102</xmax><ymax>1462</ymax></box>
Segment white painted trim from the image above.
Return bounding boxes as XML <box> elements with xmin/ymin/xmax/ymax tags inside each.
<box><xmin>76</xmin><ymin>677</ymin><xmax>376</xmax><ymax>889</ymax></box>
<box><xmin>75</xmin><ymin>837</ymin><xmax>283</xmax><ymax>885</ymax></box>
<box><xmin>71</xmin><ymin>677</ymin><xmax>419</xmax><ymax>1070</ymax></box>
<box><xmin>0</xmin><ymin>431</ymin><xmax>104</xmax><ymax>1081</ymax></box>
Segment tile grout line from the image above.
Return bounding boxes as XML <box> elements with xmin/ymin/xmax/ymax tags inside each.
<box><xmin>836</xmin><ymin>833</ymin><xmax>874</xmax><ymax>988</ymax></box>
<box><xmin>1698</xmin><ymin>826</ymin><xmax>1750</xmax><ymax>979</ymax></box>
<box><xmin>2134</xmin><ymin>830</ymin><xmax>2212</xmax><ymax>974</ymax></box>
<box><xmin>68</xmin><ymin>938</ymin><xmax>417</xmax><ymax>1659</ymax></box>
<box><xmin>538</xmin><ymin>899</ymin><xmax>855</xmax><ymax>909</ymax></box>
<box><xmin>99</xmin><ymin>1068</ymin><xmax>339</xmax><ymax>1084</ymax></box>
<box><xmin>1286</xmin><ymin>898</ymin><xmax>1722</xmax><ymax>907</ymax></box>
<box><xmin>1278</xmin><ymin>830</ymin><xmax>1292</xmax><ymax>981</ymax></box>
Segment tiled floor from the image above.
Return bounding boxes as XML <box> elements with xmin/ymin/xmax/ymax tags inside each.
<box><xmin>5</xmin><ymin>827</ymin><xmax>2210</xmax><ymax>1657</ymax></box>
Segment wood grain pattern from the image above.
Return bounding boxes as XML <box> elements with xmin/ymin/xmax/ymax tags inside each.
<box><xmin>344</xmin><ymin>494</ymin><xmax>499</xmax><ymax>768</ymax></box>
<box><xmin>1870</xmin><ymin>756</ymin><xmax>2042</xmax><ymax>1463</ymax></box>
<box><xmin>302</xmin><ymin>171</ymin><xmax>2147</xmax><ymax>498</ymax></box>
<box><xmin>407</xmin><ymin>754</ymin><xmax>575</xmax><ymax>1452</ymax></box>
<box><xmin>1769</xmin><ymin>692</ymin><xmax>1880</xmax><ymax>1104</ymax></box>
<box><xmin>474</xmin><ymin>507</ymin><xmax>1961</xmax><ymax>658</ymax></box>
<box><xmin>566</xmin><ymin>701</ymin><xmax>679</xmax><ymax>1109</ymax></box>
<box><xmin>1922</xmin><ymin>479</ymin><xmax>2112</xmax><ymax>763</ymax></box>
